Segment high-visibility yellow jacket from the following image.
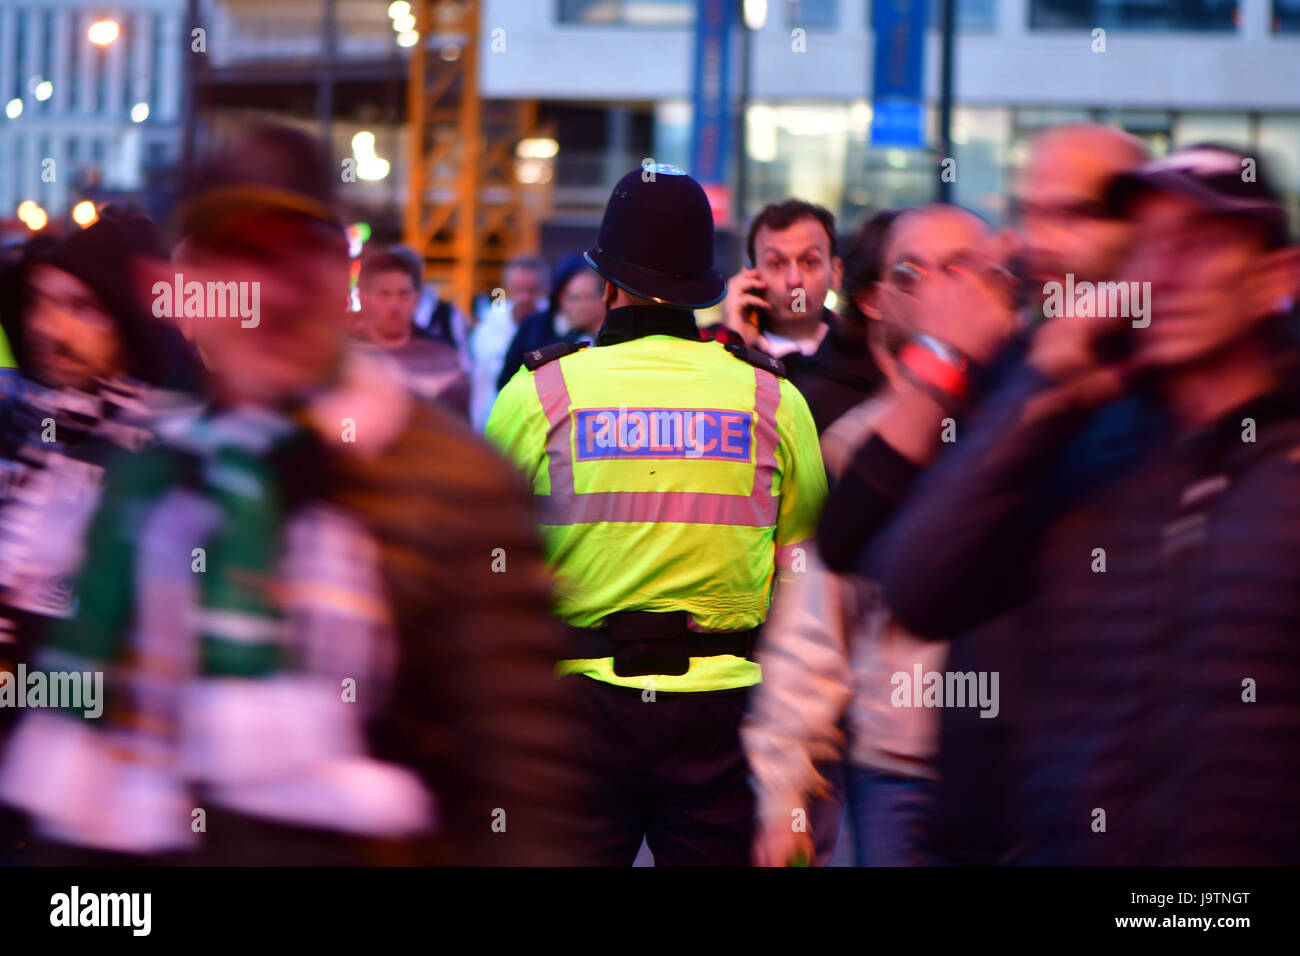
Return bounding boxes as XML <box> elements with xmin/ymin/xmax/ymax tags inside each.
<box><xmin>0</xmin><ymin>324</ymin><xmax>14</xmax><ymax>369</ymax></box>
<box><xmin>0</xmin><ymin>324</ymin><xmax>18</xmax><ymax>403</ymax></box>
<box><xmin>486</xmin><ymin>324</ymin><xmax>827</xmax><ymax>692</ymax></box>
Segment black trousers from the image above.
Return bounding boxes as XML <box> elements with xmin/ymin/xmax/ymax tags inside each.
<box><xmin>565</xmin><ymin>675</ymin><xmax>755</xmax><ymax>866</ymax></box>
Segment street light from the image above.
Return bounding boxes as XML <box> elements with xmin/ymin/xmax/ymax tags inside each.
<box><xmin>88</xmin><ymin>19</ymin><xmax>120</xmax><ymax>46</ymax></box>
<box><xmin>351</xmin><ymin>131</ymin><xmax>391</xmax><ymax>181</ymax></box>
<box><xmin>18</xmin><ymin>202</ymin><xmax>47</xmax><ymax>231</ymax></box>
<box><xmin>72</xmin><ymin>201</ymin><xmax>99</xmax><ymax>228</ymax></box>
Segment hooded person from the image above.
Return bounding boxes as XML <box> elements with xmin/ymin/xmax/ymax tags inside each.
<box><xmin>0</xmin><ymin>212</ymin><xmax>201</xmax><ymax>686</ymax></box>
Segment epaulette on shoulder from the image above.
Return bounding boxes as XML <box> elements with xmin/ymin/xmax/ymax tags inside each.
<box><xmin>523</xmin><ymin>341</ymin><xmax>588</xmax><ymax>371</ymax></box>
<box><xmin>724</xmin><ymin>342</ymin><xmax>786</xmax><ymax>378</ymax></box>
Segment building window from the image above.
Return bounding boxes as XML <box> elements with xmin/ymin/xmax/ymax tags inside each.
<box><xmin>68</xmin><ymin>12</ymin><xmax>80</xmax><ymax>113</ymax></box>
<box><xmin>1275</xmin><ymin>0</ymin><xmax>1300</xmax><ymax>31</ymax></box>
<box><xmin>13</xmin><ymin>136</ymin><xmax>23</xmax><ymax>195</ymax></box>
<box><xmin>93</xmin><ymin>44</ymin><xmax>106</xmax><ymax>114</ymax></box>
<box><xmin>1258</xmin><ymin>115</ymin><xmax>1300</xmax><ymax>235</ymax></box>
<box><xmin>151</xmin><ymin>13</ymin><xmax>163</xmax><ymax>120</ymax></box>
<box><xmin>38</xmin><ymin>134</ymin><xmax>52</xmax><ymax>204</ymax></box>
<box><xmin>930</xmin><ymin>0</ymin><xmax>998</xmax><ymax>31</ymax></box>
<box><xmin>789</xmin><ymin>0</ymin><xmax>837</xmax><ymax>30</ymax></box>
<box><xmin>1030</xmin><ymin>1</ymin><xmax>1239</xmax><ymax>31</ymax></box>
<box><xmin>867</xmin><ymin>0</ymin><xmax>999</xmax><ymax>33</ymax></box>
<box><xmin>13</xmin><ymin>8</ymin><xmax>27</xmax><ymax>110</ymax></box>
<box><xmin>557</xmin><ymin>0</ymin><xmax>695</xmax><ymax>27</ymax></box>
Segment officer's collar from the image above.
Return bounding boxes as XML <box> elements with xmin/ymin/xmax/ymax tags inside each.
<box><xmin>597</xmin><ymin>304</ymin><xmax>700</xmax><ymax>347</ymax></box>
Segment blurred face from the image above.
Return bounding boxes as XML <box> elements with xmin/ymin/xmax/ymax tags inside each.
<box><xmin>26</xmin><ymin>263</ymin><xmax>123</xmax><ymax>391</ymax></box>
<box><xmin>359</xmin><ymin>268</ymin><xmax>417</xmax><ymax>343</ymax></box>
<box><xmin>506</xmin><ymin>266</ymin><xmax>544</xmax><ymax>321</ymax></box>
<box><xmin>1016</xmin><ymin>135</ymin><xmax>1138</xmax><ymax>286</ymax></box>
<box><xmin>863</xmin><ymin>206</ymin><xmax>1001</xmax><ymax>351</ymax></box>
<box><xmin>185</xmin><ymin>215</ymin><xmax>350</xmax><ymax>407</ymax></box>
<box><xmin>753</xmin><ymin>217</ymin><xmax>843</xmax><ymax>324</ymax></box>
<box><xmin>560</xmin><ymin>270</ymin><xmax>605</xmax><ymax>333</ymax></box>
<box><xmin>1126</xmin><ymin>191</ymin><xmax>1290</xmax><ymax>370</ymax></box>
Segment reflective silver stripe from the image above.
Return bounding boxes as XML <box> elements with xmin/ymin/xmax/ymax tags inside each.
<box><xmin>531</xmin><ymin>358</ymin><xmax>781</xmax><ymax>527</ymax></box>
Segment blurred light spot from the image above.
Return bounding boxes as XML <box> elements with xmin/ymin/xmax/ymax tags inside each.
<box><xmin>72</xmin><ymin>201</ymin><xmax>98</xmax><ymax>227</ymax></box>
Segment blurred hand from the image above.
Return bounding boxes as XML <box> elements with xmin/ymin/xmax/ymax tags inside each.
<box><xmin>1028</xmin><ymin>309</ymin><xmax>1134</xmax><ymax>409</ymax></box>
<box><xmin>910</xmin><ymin>258</ymin><xmax>1019</xmax><ymax>366</ymax></box>
<box><xmin>722</xmin><ymin>267</ymin><xmax>770</xmax><ymax>349</ymax></box>
<box><xmin>752</xmin><ymin>816</ymin><xmax>816</xmax><ymax>868</ymax></box>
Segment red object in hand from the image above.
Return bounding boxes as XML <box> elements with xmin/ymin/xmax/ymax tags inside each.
<box><xmin>897</xmin><ymin>336</ymin><xmax>972</xmax><ymax>403</ymax></box>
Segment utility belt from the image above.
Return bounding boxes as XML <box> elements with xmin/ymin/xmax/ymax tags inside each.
<box><xmin>566</xmin><ymin>610</ymin><xmax>758</xmax><ymax>678</ymax></box>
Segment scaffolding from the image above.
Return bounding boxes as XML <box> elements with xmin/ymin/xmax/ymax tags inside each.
<box><xmin>403</xmin><ymin>0</ymin><xmax>540</xmax><ymax>316</ymax></box>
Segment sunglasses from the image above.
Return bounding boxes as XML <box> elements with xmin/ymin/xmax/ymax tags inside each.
<box><xmin>886</xmin><ymin>257</ymin><xmax>1019</xmax><ymax>300</ymax></box>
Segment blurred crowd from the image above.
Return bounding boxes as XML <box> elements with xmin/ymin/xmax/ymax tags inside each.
<box><xmin>0</xmin><ymin>118</ymin><xmax>1297</xmax><ymax>866</ymax></box>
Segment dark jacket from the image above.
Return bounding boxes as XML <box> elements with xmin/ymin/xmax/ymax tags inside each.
<box><xmin>867</xmin><ymin>362</ymin><xmax>1300</xmax><ymax>865</ymax></box>
<box><xmin>783</xmin><ymin>314</ymin><xmax>882</xmax><ymax>434</ymax></box>
<box><xmin>497</xmin><ymin>309</ymin><xmax>572</xmax><ymax>392</ymax></box>
<box><xmin>496</xmin><ymin>254</ymin><xmax>594</xmax><ymax>391</ymax></box>
<box><xmin>330</xmin><ymin>398</ymin><xmax>593</xmax><ymax>865</ymax></box>
<box><xmin>702</xmin><ymin>310</ymin><xmax>881</xmax><ymax>435</ymax></box>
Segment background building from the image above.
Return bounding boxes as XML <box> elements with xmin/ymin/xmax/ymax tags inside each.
<box><xmin>485</xmin><ymin>0</ymin><xmax>1300</xmax><ymax>260</ymax></box>
<box><xmin>4</xmin><ymin>1</ymin><xmax>1299</xmax><ymax>277</ymax></box>
<box><xmin>0</xmin><ymin>0</ymin><xmax>184</xmax><ymax>236</ymax></box>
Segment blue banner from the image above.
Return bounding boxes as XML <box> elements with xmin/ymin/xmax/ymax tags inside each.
<box><xmin>871</xmin><ymin>0</ymin><xmax>930</xmax><ymax>148</ymax></box>
<box><xmin>690</xmin><ymin>0</ymin><xmax>734</xmax><ymax>184</ymax></box>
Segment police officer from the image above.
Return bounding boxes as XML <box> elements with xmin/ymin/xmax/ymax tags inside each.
<box><xmin>487</xmin><ymin>164</ymin><xmax>827</xmax><ymax>865</ymax></box>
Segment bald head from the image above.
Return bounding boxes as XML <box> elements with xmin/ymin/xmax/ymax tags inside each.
<box><xmin>1017</xmin><ymin>124</ymin><xmax>1150</xmax><ymax>286</ymax></box>
<box><xmin>1025</xmin><ymin>124</ymin><xmax>1150</xmax><ymax>204</ymax></box>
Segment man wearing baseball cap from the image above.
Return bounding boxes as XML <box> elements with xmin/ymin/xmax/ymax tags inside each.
<box><xmin>1</xmin><ymin>123</ymin><xmax>588</xmax><ymax>866</ymax></box>
<box><xmin>487</xmin><ymin>164</ymin><xmax>827</xmax><ymax>865</ymax></box>
<box><xmin>864</xmin><ymin>143</ymin><xmax>1300</xmax><ymax>864</ymax></box>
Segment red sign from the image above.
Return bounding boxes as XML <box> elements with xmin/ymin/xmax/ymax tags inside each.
<box><xmin>701</xmin><ymin>183</ymin><xmax>731</xmax><ymax>226</ymax></box>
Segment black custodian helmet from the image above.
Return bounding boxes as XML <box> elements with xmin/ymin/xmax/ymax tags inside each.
<box><xmin>584</xmin><ymin>163</ymin><xmax>726</xmax><ymax>310</ymax></box>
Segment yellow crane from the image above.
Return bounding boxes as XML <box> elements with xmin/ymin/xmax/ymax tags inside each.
<box><xmin>403</xmin><ymin>0</ymin><xmax>541</xmax><ymax>316</ymax></box>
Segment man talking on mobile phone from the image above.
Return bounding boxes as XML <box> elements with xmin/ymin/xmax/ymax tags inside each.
<box><xmin>706</xmin><ymin>201</ymin><xmax>882</xmax><ymax>434</ymax></box>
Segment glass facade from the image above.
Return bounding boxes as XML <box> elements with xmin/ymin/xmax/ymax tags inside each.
<box><xmin>1030</xmin><ymin>1</ymin><xmax>1239</xmax><ymax>30</ymax></box>
<box><xmin>557</xmin><ymin>0</ymin><xmax>696</xmax><ymax>27</ymax></box>
<box><xmin>1259</xmin><ymin>116</ymin><xmax>1300</xmax><ymax>231</ymax></box>
<box><xmin>557</xmin><ymin>0</ymin><xmax>998</xmax><ymax>30</ymax></box>
<box><xmin>789</xmin><ymin>0</ymin><xmax>838</xmax><ymax>30</ymax></box>
<box><xmin>1276</xmin><ymin>0</ymin><xmax>1300</xmax><ymax>30</ymax></box>
<box><xmin>648</xmin><ymin>101</ymin><xmax>1300</xmax><ymax>241</ymax></box>
<box><xmin>867</xmin><ymin>0</ymin><xmax>1001</xmax><ymax>31</ymax></box>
